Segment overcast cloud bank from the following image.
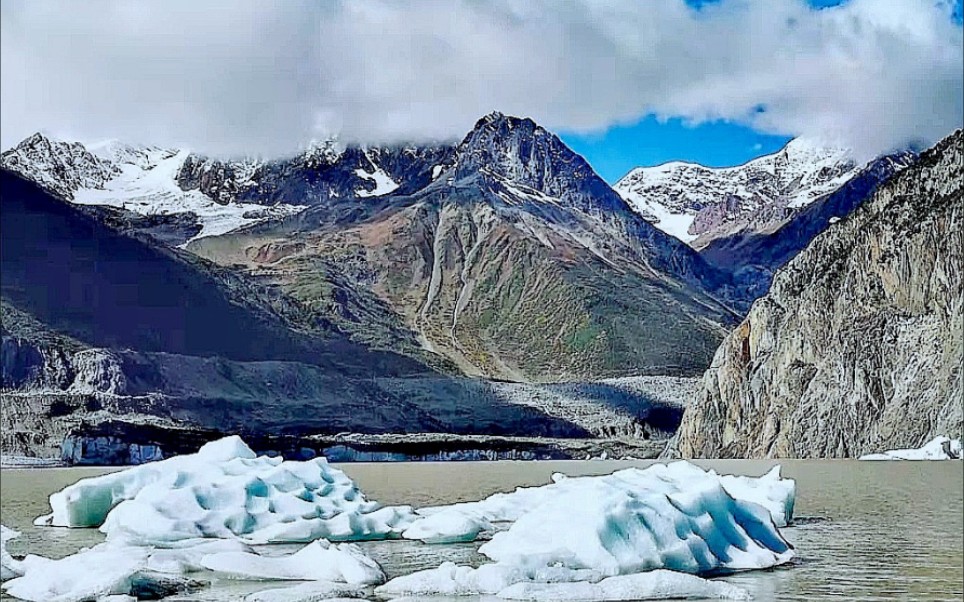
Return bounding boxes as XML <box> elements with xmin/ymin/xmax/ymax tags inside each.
<box><xmin>1</xmin><ymin>0</ymin><xmax>961</xmax><ymax>160</ymax></box>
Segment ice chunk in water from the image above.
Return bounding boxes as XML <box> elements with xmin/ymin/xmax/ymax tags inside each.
<box><xmin>860</xmin><ymin>436</ymin><xmax>963</xmax><ymax>460</ymax></box>
<box><xmin>374</xmin><ymin>561</ymin><xmax>601</xmax><ymax>598</ymax></box>
<box><xmin>478</xmin><ymin>477</ymin><xmax>793</xmax><ymax>575</ymax></box>
<box><xmin>1</xmin><ymin>525</ymin><xmax>23</xmax><ymax>581</ymax></box>
<box><xmin>1</xmin><ymin>542</ymin><xmax>202</xmax><ymax>602</ymax></box>
<box><xmin>200</xmin><ymin>539</ymin><xmax>385</xmax><ymax>584</ymax></box>
<box><xmin>402</xmin><ymin>510</ymin><xmax>492</xmax><ymax>543</ymax></box>
<box><xmin>406</xmin><ymin>461</ymin><xmax>796</xmax><ymax>545</ymax></box>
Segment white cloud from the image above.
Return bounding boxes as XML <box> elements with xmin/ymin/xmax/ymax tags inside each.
<box><xmin>1</xmin><ymin>0</ymin><xmax>961</xmax><ymax>159</ymax></box>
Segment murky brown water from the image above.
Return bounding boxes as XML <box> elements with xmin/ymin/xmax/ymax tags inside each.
<box><xmin>1</xmin><ymin>459</ymin><xmax>962</xmax><ymax>601</ymax></box>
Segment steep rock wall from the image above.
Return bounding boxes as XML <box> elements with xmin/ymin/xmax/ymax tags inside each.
<box><xmin>675</xmin><ymin>131</ymin><xmax>963</xmax><ymax>458</ymax></box>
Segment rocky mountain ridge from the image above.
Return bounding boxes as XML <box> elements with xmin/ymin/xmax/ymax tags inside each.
<box><xmin>699</xmin><ymin>151</ymin><xmax>916</xmax><ymax>299</ymax></box>
<box><xmin>614</xmin><ymin>139</ymin><xmax>859</xmax><ymax>248</ymax></box>
<box><xmin>0</xmin><ymin>134</ymin><xmax>308</xmax><ymax>243</ymax></box>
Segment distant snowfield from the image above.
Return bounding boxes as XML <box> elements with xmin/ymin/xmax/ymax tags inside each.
<box><xmin>616</xmin><ymin>190</ymin><xmax>699</xmax><ymax>243</ymax></box>
<box><xmin>74</xmin><ymin>148</ymin><xmax>306</xmax><ymax>243</ymax></box>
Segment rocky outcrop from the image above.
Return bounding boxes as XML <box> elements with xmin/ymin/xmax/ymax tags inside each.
<box><xmin>675</xmin><ymin>130</ymin><xmax>963</xmax><ymax>458</ymax></box>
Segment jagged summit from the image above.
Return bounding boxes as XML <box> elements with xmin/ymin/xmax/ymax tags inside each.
<box><xmin>447</xmin><ymin>112</ymin><xmax>627</xmax><ymax>216</ymax></box>
<box><xmin>1</xmin><ymin>132</ymin><xmax>118</xmax><ymax>199</ymax></box>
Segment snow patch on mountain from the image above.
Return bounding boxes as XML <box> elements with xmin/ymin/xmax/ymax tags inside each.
<box><xmin>304</xmin><ymin>137</ymin><xmax>346</xmax><ymax>167</ymax></box>
<box><xmin>354</xmin><ymin>165</ymin><xmax>399</xmax><ymax>198</ymax></box>
<box><xmin>86</xmin><ymin>139</ymin><xmax>175</xmax><ymax>170</ymax></box>
<box><xmin>73</xmin><ymin>149</ymin><xmax>304</xmax><ymax>242</ymax></box>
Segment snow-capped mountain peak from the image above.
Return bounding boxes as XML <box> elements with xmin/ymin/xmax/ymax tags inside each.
<box><xmin>614</xmin><ymin>139</ymin><xmax>858</xmax><ymax>247</ymax></box>
<box><xmin>303</xmin><ymin>136</ymin><xmax>345</xmax><ymax>167</ymax></box>
<box><xmin>1</xmin><ymin>132</ymin><xmax>118</xmax><ymax>199</ymax></box>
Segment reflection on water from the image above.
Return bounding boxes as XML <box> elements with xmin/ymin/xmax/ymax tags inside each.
<box><xmin>1</xmin><ymin>459</ymin><xmax>961</xmax><ymax>601</ymax></box>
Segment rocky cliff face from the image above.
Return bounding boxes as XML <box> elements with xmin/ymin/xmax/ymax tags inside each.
<box><xmin>674</xmin><ymin>130</ymin><xmax>963</xmax><ymax>458</ymax></box>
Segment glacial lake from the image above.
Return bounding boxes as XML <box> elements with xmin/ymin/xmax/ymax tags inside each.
<box><xmin>1</xmin><ymin>459</ymin><xmax>962</xmax><ymax>601</ymax></box>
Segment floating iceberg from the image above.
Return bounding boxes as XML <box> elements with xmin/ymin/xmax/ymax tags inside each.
<box><xmin>1</xmin><ymin>525</ymin><xmax>23</xmax><ymax>580</ymax></box>
<box><xmin>403</xmin><ymin>461</ymin><xmax>796</xmax><ymax>547</ymax></box>
<box><xmin>200</xmin><ymin>539</ymin><xmax>385</xmax><ymax>584</ymax></box>
<box><xmin>478</xmin><ymin>478</ymin><xmax>793</xmax><ymax>575</ymax></box>
<box><xmin>380</xmin><ymin>463</ymin><xmax>793</xmax><ymax>598</ymax></box>
<box><xmin>374</xmin><ymin>561</ymin><xmax>603</xmax><ymax>597</ymax></box>
<box><xmin>34</xmin><ymin>436</ymin><xmax>416</xmax><ymax>544</ymax></box>
<box><xmin>401</xmin><ymin>509</ymin><xmax>493</xmax><ymax>544</ymax></box>
<box><xmin>496</xmin><ymin>570</ymin><xmax>750</xmax><ymax>600</ymax></box>
<box><xmin>859</xmin><ymin>436</ymin><xmax>963</xmax><ymax>460</ymax></box>
<box><xmin>2</xmin><ymin>535</ymin><xmax>383</xmax><ymax>602</ymax></box>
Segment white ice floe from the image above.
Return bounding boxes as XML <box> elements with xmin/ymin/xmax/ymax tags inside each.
<box><xmin>35</xmin><ymin>436</ymin><xmax>415</xmax><ymax>544</ymax></box>
<box><xmin>374</xmin><ymin>561</ymin><xmax>602</xmax><ymax>597</ymax></box>
<box><xmin>376</xmin><ymin>561</ymin><xmax>754</xmax><ymax>600</ymax></box>
<box><xmin>496</xmin><ymin>570</ymin><xmax>750</xmax><ymax>600</ymax></box>
<box><xmin>859</xmin><ymin>436</ymin><xmax>963</xmax><ymax>460</ymax></box>
<box><xmin>1</xmin><ymin>541</ymin><xmax>204</xmax><ymax>602</ymax></box>
<box><xmin>2</xmin><ymin>534</ymin><xmax>381</xmax><ymax>602</ymax></box>
<box><xmin>405</xmin><ymin>461</ymin><xmax>796</xmax><ymax>548</ymax></box>
<box><xmin>25</xmin><ymin>439</ymin><xmax>798</xmax><ymax>602</ymax></box>
<box><xmin>401</xmin><ymin>510</ymin><xmax>492</xmax><ymax>544</ymax></box>
<box><xmin>1</xmin><ymin>525</ymin><xmax>23</xmax><ymax>580</ymax></box>
<box><xmin>142</xmin><ymin>538</ymin><xmax>252</xmax><ymax>574</ymax></box>
<box><xmin>200</xmin><ymin>539</ymin><xmax>385</xmax><ymax>584</ymax></box>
